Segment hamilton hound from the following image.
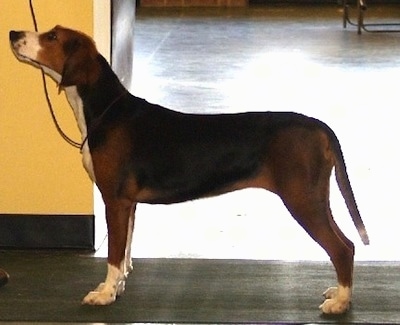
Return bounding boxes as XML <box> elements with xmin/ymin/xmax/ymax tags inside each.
<box><xmin>9</xmin><ymin>26</ymin><xmax>369</xmax><ymax>314</ymax></box>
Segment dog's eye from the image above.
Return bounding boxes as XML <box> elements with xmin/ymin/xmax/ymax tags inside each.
<box><xmin>46</xmin><ymin>31</ymin><xmax>57</xmax><ymax>41</ymax></box>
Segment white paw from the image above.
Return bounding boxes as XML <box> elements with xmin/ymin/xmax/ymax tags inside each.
<box><xmin>319</xmin><ymin>298</ymin><xmax>350</xmax><ymax>314</ymax></box>
<box><xmin>82</xmin><ymin>287</ymin><xmax>117</xmax><ymax>305</ymax></box>
<box><xmin>82</xmin><ymin>279</ymin><xmax>126</xmax><ymax>305</ymax></box>
<box><xmin>82</xmin><ymin>263</ymin><xmax>126</xmax><ymax>305</ymax></box>
<box><xmin>319</xmin><ymin>285</ymin><xmax>351</xmax><ymax>314</ymax></box>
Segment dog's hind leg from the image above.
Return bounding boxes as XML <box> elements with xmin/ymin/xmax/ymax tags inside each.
<box><xmin>266</xmin><ymin>127</ymin><xmax>355</xmax><ymax>314</ymax></box>
<box><xmin>279</xmin><ymin>182</ymin><xmax>354</xmax><ymax>314</ymax></box>
<box><xmin>82</xmin><ymin>200</ymin><xmax>131</xmax><ymax>305</ymax></box>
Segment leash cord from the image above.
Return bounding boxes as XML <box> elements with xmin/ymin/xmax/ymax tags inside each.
<box><xmin>28</xmin><ymin>0</ymin><xmax>112</xmax><ymax>253</ymax></box>
<box><xmin>29</xmin><ymin>0</ymin><xmax>81</xmax><ymax>148</ymax></box>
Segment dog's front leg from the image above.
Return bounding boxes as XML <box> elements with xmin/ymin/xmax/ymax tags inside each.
<box><xmin>124</xmin><ymin>204</ymin><xmax>136</xmax><ymax>276</ymax></box>
<box><xmin>82</xmin><ymin>201</ymin><xmax>131</xmax><ymax>305</ymax></box>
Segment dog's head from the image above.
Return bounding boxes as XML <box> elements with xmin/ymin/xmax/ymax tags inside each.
<box><xmin>9</xmin><ymin>25</ymin><xmax>100</xmax><ymax>87</ymax></box>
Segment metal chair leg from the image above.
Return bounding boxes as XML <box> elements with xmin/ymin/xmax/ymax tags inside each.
<box><xmin>343</xmin><ymin>0</ymin><xmax>400</xmax><ymax>34</ymax></box>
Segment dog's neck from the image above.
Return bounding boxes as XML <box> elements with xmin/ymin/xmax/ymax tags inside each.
<box><xmin>62</xmin><ymin>56</ymin><xmax>126</xmax><ymax>182</ymax></box>
<box><xmin>37</xmin><ymin>66</ymin><xmax>88</xmax><ymax>142</ymax></box>
<box><xmin>37</xmin><ymin>56</ymin><xmax>127</xmax><ymax>182</ymax></box>
<box><xmin>43</xmin><ymin>55</ymin><xmax>126</xmax><ymax>142</ymax></box>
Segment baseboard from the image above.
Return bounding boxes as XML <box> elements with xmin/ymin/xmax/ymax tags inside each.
<box><xmin>0</xmin><ymin>214</ymin><xmax>95</xmax><ymax>250</ymax></box>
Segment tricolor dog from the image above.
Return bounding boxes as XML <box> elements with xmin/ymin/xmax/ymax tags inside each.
<box><xmin>9</xmin><ymin>26</ymin><xmax>369</xmax><ymax>314</ymax></box>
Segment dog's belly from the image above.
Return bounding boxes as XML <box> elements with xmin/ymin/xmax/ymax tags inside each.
<box><xmin>135</xmin><ymin>178</ymin><xmax>265</xmax><ymax>204</ymax></box>
<box><xmin>125</xmin><ymin>158</ymin><xmax>274</xmax><ymax>205</ymax></box>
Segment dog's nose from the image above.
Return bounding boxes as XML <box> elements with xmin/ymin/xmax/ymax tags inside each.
<box><xmin>9</xmin><ymin>30</ymin><xmax>25</xmax><ymax>42</ymax></box>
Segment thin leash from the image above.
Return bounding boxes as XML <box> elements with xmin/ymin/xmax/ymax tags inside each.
<box><xmin>29</xmin><ymin>0</ymin><xmax>81</xmax><ymax>148</ymax></box>
<box><xmin>28</xmin><ymin>0</ymin><xmax>121</xmax><ymax>252</ymax></box>
<box><xmin>29</xmin><ymin>1</ymin><xmax>127</xmax><ymax>152</ymax></box>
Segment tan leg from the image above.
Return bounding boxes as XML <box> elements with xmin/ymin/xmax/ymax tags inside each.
<box><xmin>267</xmin><ymin>129</ymin><xmax>355</xmax><ymax>314</ymax></box>
<box><xmin>279</xmin><ymin>184</ymin><xmax>354</xmax><ymax>314</ymax></box>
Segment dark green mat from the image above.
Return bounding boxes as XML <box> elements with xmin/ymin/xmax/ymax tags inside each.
<box><xmin>0</xmin><ymin>250</ymin><xmax>399</xmax><ymax>324</ymax></box>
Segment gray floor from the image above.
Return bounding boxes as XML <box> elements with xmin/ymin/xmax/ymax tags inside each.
<box><xmin>1</xmin><ymin>251</ymin><xmax>400</xmax><ymax>324</ymax></box>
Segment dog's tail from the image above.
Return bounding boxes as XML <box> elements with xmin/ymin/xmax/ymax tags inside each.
<box><xmin>329</xmin><ymin>128</ymin><xmax>370</xmax><ymax>246</ymax></box>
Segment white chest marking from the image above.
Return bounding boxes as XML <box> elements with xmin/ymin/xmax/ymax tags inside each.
<box><xmin>64</xmin><ymin>87</ymin><xmax>96</xmax><ymax>182</ymax></box>
<box><xmin>40</xmin><ymin>70</ymin><xmax>95</xmax><ymax>182</ymax></box>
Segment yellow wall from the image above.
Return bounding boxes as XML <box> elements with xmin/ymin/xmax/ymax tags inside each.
<box><xmin>0</xmin><ymin>0</ymin><xmax>95</xmax><ymax>214</ymax></box>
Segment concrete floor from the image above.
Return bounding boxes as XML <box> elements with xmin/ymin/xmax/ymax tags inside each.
<box><xmin>95</xmin><ymin>4</ymin><xmax>400</xmax><ymax>262</ymax></box>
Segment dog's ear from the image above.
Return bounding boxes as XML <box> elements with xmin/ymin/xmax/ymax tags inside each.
<box><xmin>60</xmin><ymin>38</ymin><xmax>99</xmax><ymax>88</ymax></box>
